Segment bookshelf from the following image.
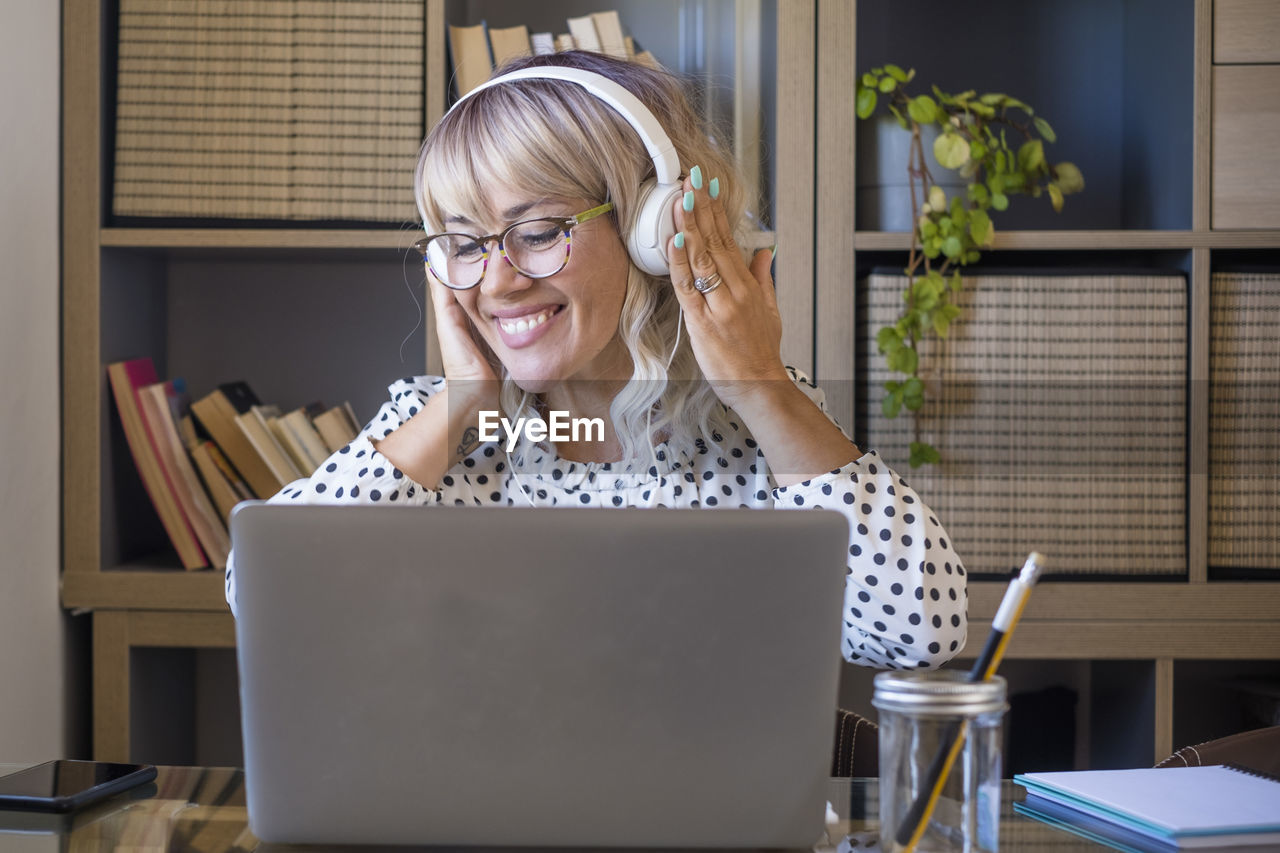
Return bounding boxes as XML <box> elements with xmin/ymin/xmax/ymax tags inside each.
<box><xmin>62</xmin><ymin>0</ymin><xmax>812</xmax><ymax>762</ymax></box>
<box><xmin>63</xmin><ymin>0</ymin><xmax>1280</xmax><ymax>766</ymax></box>
<box><xmin>821</xmin><ymin>0</ymin><xmax>1280</xmax><ymax>770</ymax></box>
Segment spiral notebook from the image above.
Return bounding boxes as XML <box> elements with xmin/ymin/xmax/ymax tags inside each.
<box><xmin>1014</xmin><ymin>764</ymin><xmax>1280</xmax><ymax>850</ymax></box>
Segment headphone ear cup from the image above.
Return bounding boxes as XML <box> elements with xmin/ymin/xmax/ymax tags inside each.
<box><xmin>625</xmin><ymin>179</ymin><xmax>681</xmax><ymax>276</ymax></box>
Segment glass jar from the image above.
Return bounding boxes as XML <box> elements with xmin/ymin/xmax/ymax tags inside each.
<box><xmin>872</xmin><ymin>671</ymin><xmax>1008</xmax><ymax>853</ymax></box>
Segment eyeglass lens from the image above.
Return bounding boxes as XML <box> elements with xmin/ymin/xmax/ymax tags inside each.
<box><xmin>425</xmin><ymin>219</ymin><xmax>569</xmax><ymax>289</ymax></box>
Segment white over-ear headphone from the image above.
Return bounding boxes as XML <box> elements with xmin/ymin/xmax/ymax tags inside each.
<box><xmin>444</xmin><ymin>66</ymin><xmax>683</xmax><ymax>277</ymax></box>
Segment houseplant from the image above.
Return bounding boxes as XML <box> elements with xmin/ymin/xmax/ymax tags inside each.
<box><xmin>855</xmin><ymin>65</ymin><xmax>1084</xmax><ymax>466</ymax></box>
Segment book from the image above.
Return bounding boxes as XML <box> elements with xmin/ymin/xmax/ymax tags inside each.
<box><xmin>566</xmin><ymin>15</ymin><xmax>602</xmax><ymax>53</ymax></box>
<box><xmin>190</xmin><ymin>441</ymin><xmax>247</xmax><ymax>526</ymax></box>
<box><xmin>448</xmin><ymin>22</ymin><xmax>493</xmax><ymax>97</ymax></box>
<box><xmin>530</xmin><ymin>32</ymin><xmax>555</xmax><ymax>55</ymax></box>
<box><xmin>236</xmin><ymin>405</ymin><xmax>304</xmax><ymax>484</ymax></box>
<box><xmin>191</xmin><ymin>383</ymin><xmax>284</xmax><ymax>499</ymax></box>
<box><xmin>107</xmin><ymin>359</ymin><xmax>206</xmax><ymax>569</ymax></box>
<box><xmin>1014</xmin><ymin>765</ymin><xmax>1280</xmax><ymax>849</ymax></box>
<box><xmin>488</xmin><ymin>24</ymin><xmax>531</xmax><ymax>67</ymax></box>
<box><xmin>554</xmin><ymin>33</ymin><xmax>576</xmax><ymax>52</ymax></box>
<box><xmin>281</xmin><ymin>406</ymin><xmax>332</xmax><ymax>469</ymax></box>
<box><xmin>136</xmin><ymin>382</ymin><xmax>231</xmax><ymax>569</ymax></box>
<box><xmin>591</xmin><ymin>11</ymin><xmax>628</xmax><ymax>59</ymax></box>
<box><xmin>312</xmin><ymin>402</ymin><xmax>360</xmax><ymax>453</ymax></box>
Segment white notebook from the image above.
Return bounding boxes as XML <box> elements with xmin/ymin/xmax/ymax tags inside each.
<box><xmin>1015</xmin><ymin>765</ymin><xmax>1280</xmax><ymax>849</ymax></box>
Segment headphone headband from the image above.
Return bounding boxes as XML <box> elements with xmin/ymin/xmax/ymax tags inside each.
<box><xmin>435</xmin><ymin>64</ymin><xmax>683</xmax><ymax>276</ymax></box>
<box><xmin>447</xmin><ymin>66</ymin><xmax>682</xmax><ymax>187</ymax></box>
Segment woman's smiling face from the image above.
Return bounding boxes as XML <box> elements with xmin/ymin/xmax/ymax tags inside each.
<box><xmin>445</xmin><ymin>186</ymin><xmax>634</xmax><ymax>394</ymax></box>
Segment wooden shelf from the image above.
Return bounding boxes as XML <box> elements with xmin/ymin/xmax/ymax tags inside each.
<box><xmin>100</xmin><ymin>228</ymin><xmax>417</xmax><ymax>251</ymax></box>
<box><xmin>62</xmin><ymin>569</ymin><xmax>228</xmax><ymax>612</ymax></box>
<box><xmin>59</xmin><ymin>571</ymin><xmax>1280</xmax><ymax>630</ymax></box>
<box><xmin>853</xmin><ymin>229</ymin><xmax>1280</xmax><ymax>251</ymax></box>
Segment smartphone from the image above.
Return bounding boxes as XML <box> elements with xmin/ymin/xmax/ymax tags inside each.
<box><xmin>0</xmin><ymin>760</ymin><xmax>157</xmax><ymax>813</ymax></box>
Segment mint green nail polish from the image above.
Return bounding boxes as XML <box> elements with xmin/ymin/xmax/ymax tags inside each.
<box><xmin>674</xmin><ymin>231</ymin><xmax>685</xmax><ymax>249</ymax></box>
<box><xmin>709</xmin><ymin>177</ymin><xmax>720</xmax><ymax>199</ymax></box>
<box><xmin>690</xmin><ymin>165</ymin><xmax>703</xmax><ymax>190</ymax></box>
<box><xmin>770</xmin><ymin>243</ymin><xmax>777</xmax><ymax>261</ymax></box>
<box><xmin>683</xmin><ymin>190</ymin><xmax>694</xmax><ymax>212</ymax></box>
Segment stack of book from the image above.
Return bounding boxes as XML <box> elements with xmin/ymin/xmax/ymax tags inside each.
<box><xmin>448</xmin><ymin>10</ymin><xmax>659</xmax><ymax>98</ymax></box>
<box><xmin>108</xmin><ymin>357</ymin><xmax>361</xmax><ymax>570</ymax></box>
<box><xmin>112</xmin><ymin>0</ymin><xmax>424</xmax><ymax>222</ymax></box>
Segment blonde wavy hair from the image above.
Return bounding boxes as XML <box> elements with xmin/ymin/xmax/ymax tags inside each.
<box><xmin>415</xmin><ymin>51</ymin><xmax>748</xmax><ymax>469</ymax></box>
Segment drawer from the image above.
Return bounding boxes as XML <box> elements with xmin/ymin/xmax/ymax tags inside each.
<box><xmin>1215</xmin><ymin>0</ymin><xmax>1280</xmax><ymax>63</ymax></box>
<box><xmin>1212</xmin><ymin>65</ymin><xmax>1280</xmax><ymax>229</ymax></box>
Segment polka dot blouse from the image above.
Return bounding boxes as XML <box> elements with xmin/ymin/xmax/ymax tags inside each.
<box><xmin>225</xmin><ymin>370</ymin><xmax>968</xmax><ymax>670</ymax></box>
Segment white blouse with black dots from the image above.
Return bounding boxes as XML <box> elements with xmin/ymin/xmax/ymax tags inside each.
<box><xmin>224</xmin><ymin>371</ymin><xmax>968</xmax><ymax>670</ymax></box>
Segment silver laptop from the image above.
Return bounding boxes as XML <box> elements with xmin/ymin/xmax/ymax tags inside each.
<box><xmin>231</xmin><ymin>503</ymin><xmax>848</xmax><ymax>848</ymax></box>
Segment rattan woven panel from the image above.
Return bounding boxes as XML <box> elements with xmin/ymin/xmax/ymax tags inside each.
<box><xmin>856</xmin><ymin>272</ymin><xmax>1187</xmax><ymax>576</ymax></box>
<box><xmin>113</xmin><ymin>0</ymin><xmax>424</xmax><ymax>222</ymax></box>
<box><xmin>1210</xmin><ymin>272</ymin><xmax>1280</xmax><ymax>573</ymax></box>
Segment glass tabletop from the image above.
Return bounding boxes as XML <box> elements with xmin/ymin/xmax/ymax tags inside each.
<box><xmin>0</xmin><ymin>766</ymin><xmax>1116</xmax><ymax>852</ymax></box>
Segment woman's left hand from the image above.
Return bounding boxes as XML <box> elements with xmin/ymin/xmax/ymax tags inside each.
<box><xmin>667</xmin><ymin>167</ymin><xmax>790</xmax><ymax>412</ymax></box>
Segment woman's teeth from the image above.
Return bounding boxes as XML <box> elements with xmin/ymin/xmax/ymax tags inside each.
<box><xmin>499</xmin><ymin>308</ymin><xmax>555</xmax><ymax>334</ymax></box>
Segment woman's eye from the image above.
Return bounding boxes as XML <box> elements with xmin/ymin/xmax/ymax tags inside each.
<box><xmin>517</xmin><ymin>224</ymin><xmax>563</xmax><ymax>250</ymax></box>
<box><xmin>453</xmin><ymin>239</ymin><xmax>484</xmax><ymax>259</ymax></box>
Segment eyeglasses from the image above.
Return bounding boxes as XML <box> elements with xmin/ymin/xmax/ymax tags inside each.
<box><xmin>414</xmin><ymin>202</ymin><xmax>614</xmax><ymax>290</ymax></box>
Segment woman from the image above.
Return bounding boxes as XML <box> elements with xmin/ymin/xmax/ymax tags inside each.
<box><xmin>226</xmin><ymin>51</ymin><xmax>967</xmax><ymax>670</ymax></box>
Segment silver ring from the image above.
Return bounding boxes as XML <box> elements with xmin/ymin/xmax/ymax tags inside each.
<box><xmin>693</xmin><ymin>272</ymin><xmax>723</xmax><ymax>295</ymax></box>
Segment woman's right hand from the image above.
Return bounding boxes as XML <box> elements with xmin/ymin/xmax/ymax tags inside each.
<box><xmin>426</xmin><ymin>274</ymin><xmax>499</xmax><ymax>388</ymax></box>
<box><xmin>372</xmin><ymin>274</ymin><xmax>499</xmax><ymax>489</ymax></box>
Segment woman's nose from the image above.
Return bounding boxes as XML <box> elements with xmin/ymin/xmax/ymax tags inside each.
<box><xmin>479</xmin><ymin>249</ymin><xmax>534</xmax><ymax>297</ymax></box>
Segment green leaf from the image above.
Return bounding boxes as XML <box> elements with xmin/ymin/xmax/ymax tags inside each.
<box><xmin>920</xmin><ymin>220</ymin><xmax>938</xmax><ymax>239</ymax></box>
<box><xmin>888</xmin><ymin>103</ymin><xmax>909</xmax><ymax>130</ymax></box>
<box><xmin>878</xmin><ymin>76</ymin><xmax>897</xmax><ymax>93</ymax></box>
<box><xmin>969</xmin><ymin>208</ymin><xmax>992</xmax><ymax>246</ymax></box>
<box><xmin>950</xmin><ymin>271</ymin><xmax>963</xmax><ymax>292</ymax></box>
<box><xmin>933</xmin><ymin>310</ymin><xmax>952</xmax><ymax>338</ymax></box>
<box><xmin>856</xmin><ymin>86</ymin><xmax>878</xmax><ymax>120</ymax></box>
<box><xmin>883</xmin><ymin>380</ymin><xmax>902</xmax><ymax>393</ymax></box>
<box><xmin>929</xmin><ymin>185</ymin><xmax>947</xmax><ymax>212</ymax></box>
<box><xmin>903</xmin><ymin>377</ymin><xmax>924</xmax><ymax>397</ymax></box>
<box><xmin>979</xmin><ymin>92</ymin><xmax>1007</xmax><ymax>106</ymax></box>
<box><xmin>1033</xmin><ymin>116</ymin><xmax>1057</xmax><ymax>143</ymax></box>
<box><xmin>1054</xmin><ymin>161</ymin><xmax>1085</xmax><ymax>194</ymax></box>
<box><xmin>862</xmin><ymin>72</ymin><xmax>876</xmax><ymax>88</ymax></box>
<box><xmin>1048</xmin><ymin>182</ymin><xmax>1064</xmax><ymax>212</ymax></box>
<box><xmin>942</xmin><ymin>236</ymin><xmax>962</xmax><ymax>259</ymax></box>
<box><xmin>970</xmin><ymin>140</ymin><xmax>987</xmax><ymax>160</ymax></box>
<box><xmin>967</xmin><ymin>182</ymin><xmax>990</xmax><ymax>206</ymax></box>
<box><xmin>877</xmin><ymin>326</ymin><xmax>903</xmax><ymax>354</ymax></box>
<box><xmin>970</xmin><ymin>101</ymin><xmax>996</xmax><ymax>119</ymax></box>
<box><xmin>885</xmin><ymin>64</ymin><xmax>909</xmax><ymax>82</ymax></box>
<box><xmin>933</xmin><ymin>132</ymin><xmax>971</xmax><ymax>170</ymax></box>
<box><xmin>991</xmin><ymin>191</ymin><xmax>1009</xmax><ymax>211</ymax></box>
<box><xmin>909</xmin><ymin>441</ymin><xmax>942</xmax><ymax>468</ymax></box>
<box><xmin>881</xmin><ymin>391</ymin><xmax>903</xmax><ymax>419</ymax></box>
<box><xmin>887</xmin><ymin>345</ymin><xmax>918</xmax><ymax>376</ymax></box>
<box><xmin>908</xmin><ymin>94</ymin><xmax>938</xmax><ymax>124</ymax></box>
<box><xmin>1018</xmin><ymin>138</ymin><xmax>1045</xmax><ymax>171</ymax></box>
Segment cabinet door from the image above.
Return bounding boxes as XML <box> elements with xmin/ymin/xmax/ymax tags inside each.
<box><xmin>1212</xmin><ymin>65</ymin><xmax>1280</xmax><ymax>229</ymax></box>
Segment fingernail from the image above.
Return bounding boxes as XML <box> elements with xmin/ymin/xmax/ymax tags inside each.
<box><xmin>674</xmin><ymin>231</ymin><xmax>685</xmax><ymax>249</ymax></box>
<box><xmin>683</xmin><ymin>191</ymin><xmax>694</xmax><ymax>212</ymax></box>
<box><xmin>770</xmin><ymin>243</ymin><xmax>777</xmax><ymax>261</ymax></box>
<box><xmin>709</xmin><ymin>177</ymin><xmax>720</xmax><ymax>199</ymax></box>
<box><xmin>690</xmin><ymin>165</ymin><xmax>703</xmax><ymax>190</ymax></box>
